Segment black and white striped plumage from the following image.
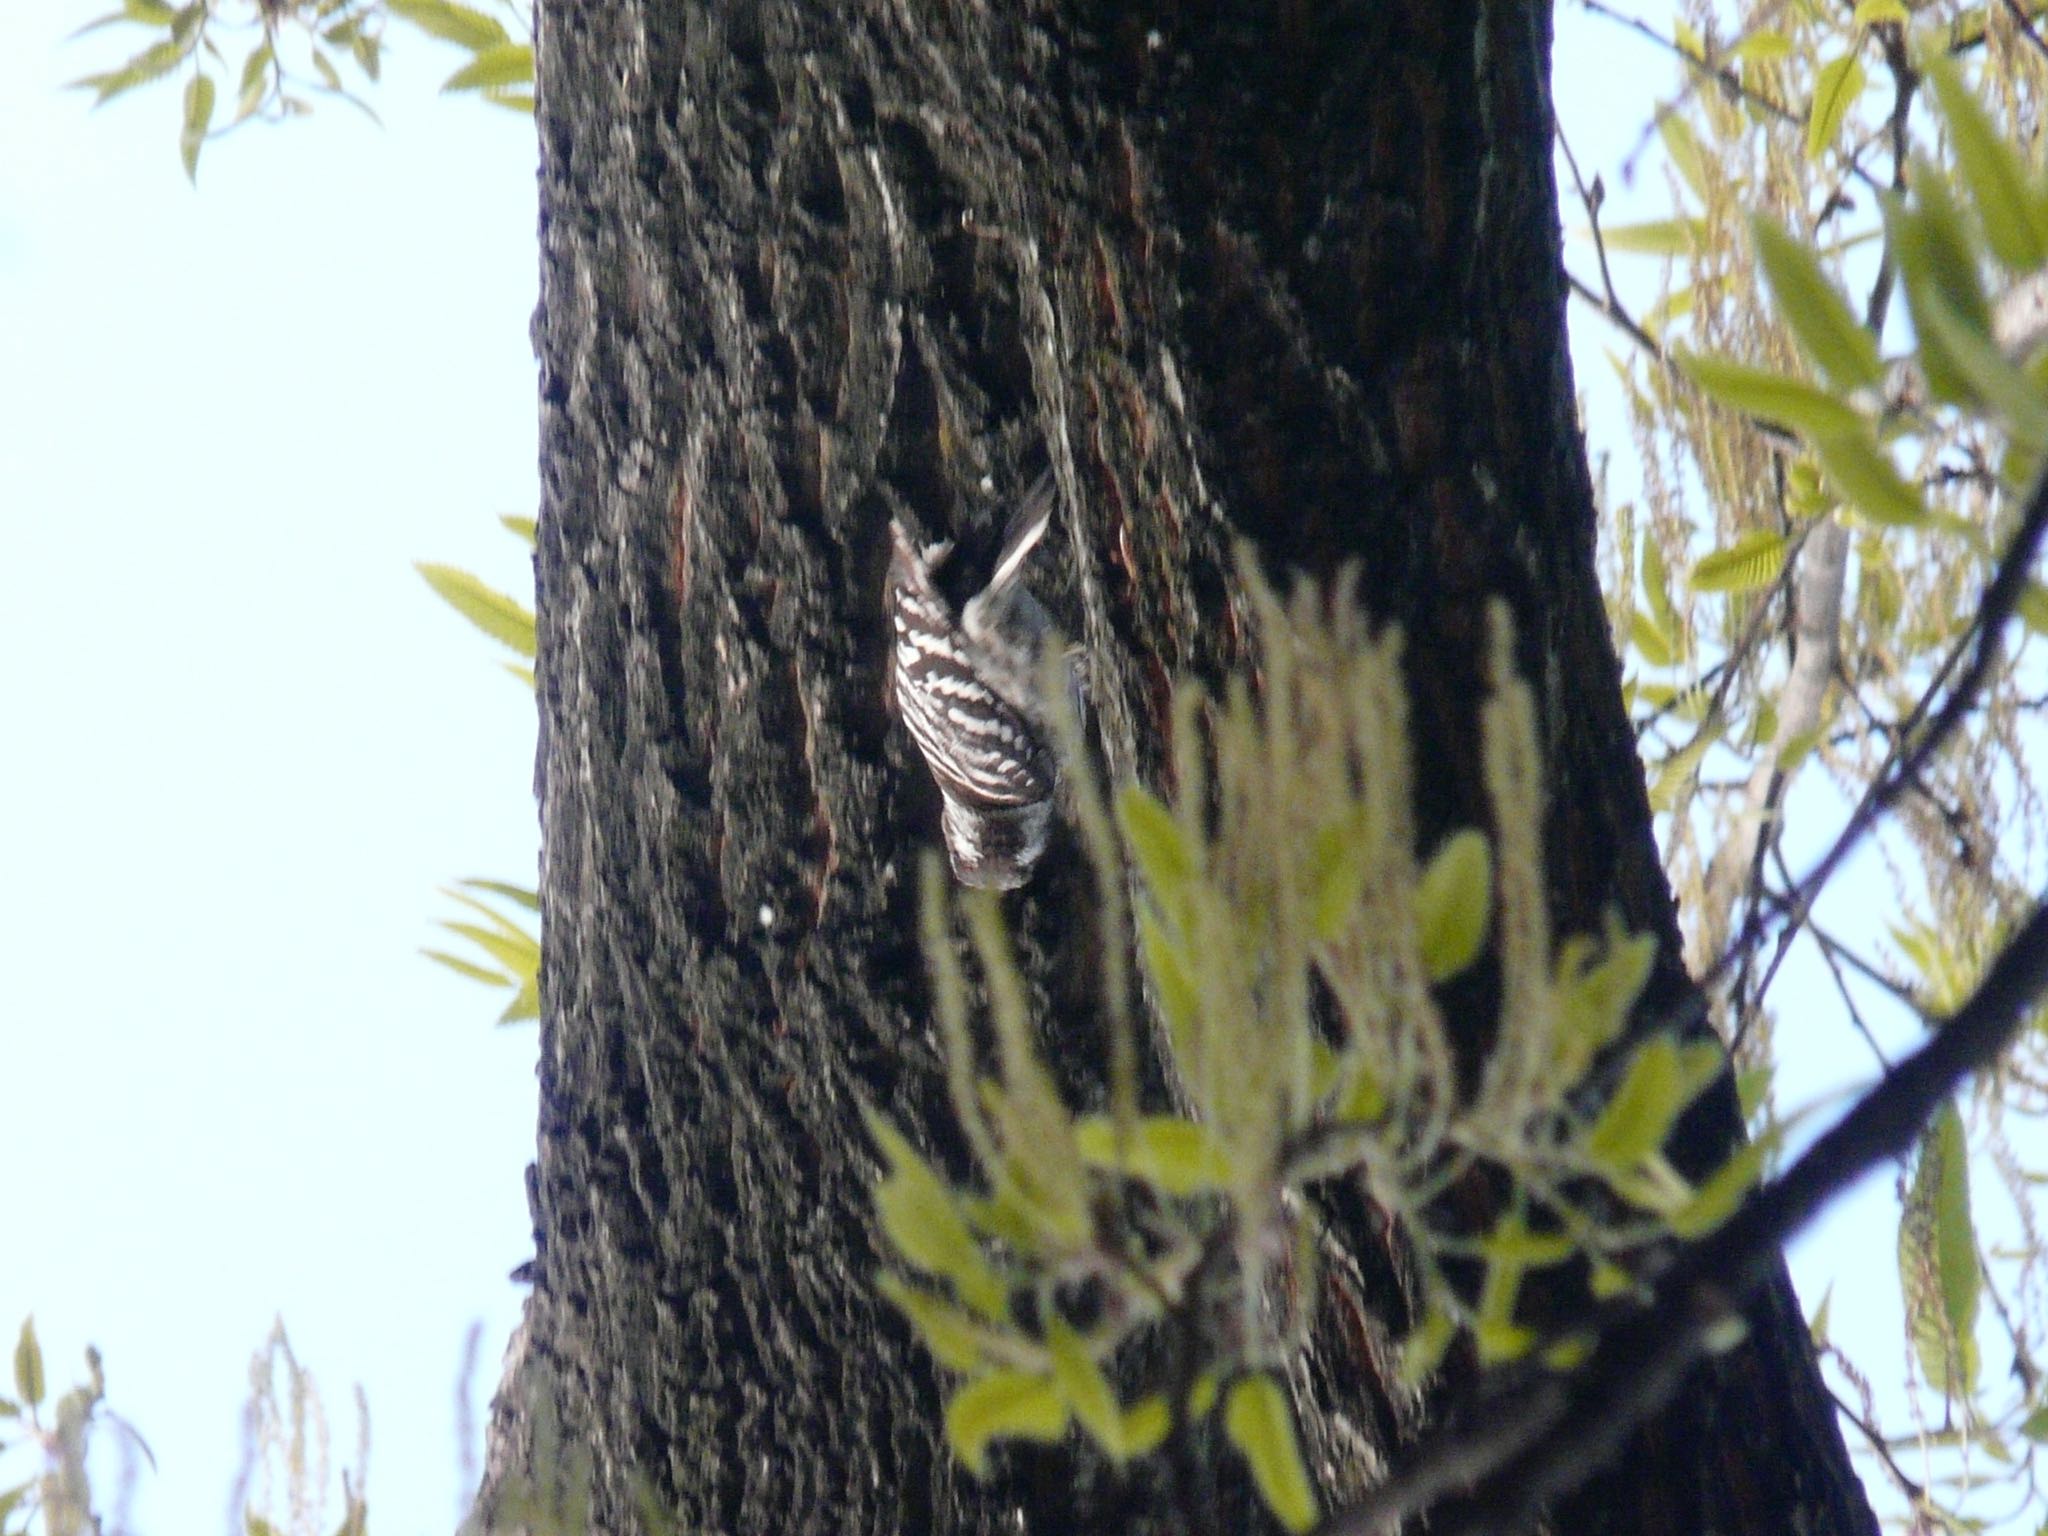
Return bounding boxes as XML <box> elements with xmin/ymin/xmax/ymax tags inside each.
<box><xmin>888</xmin><ymin>478</ymin><xmax>1061</xmax><ymax>890</ymax></box>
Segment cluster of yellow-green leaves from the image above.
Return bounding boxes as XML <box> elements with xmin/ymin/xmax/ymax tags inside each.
<box><xmin>870</xmin><ymin>570</ymin><xmax>1758</xmax><ymax>1531</ymax></box>
<box><xmin>1676</xmin><ymin>50</ymin><xmax>2048</xmax><ymax>617</ymax></box>
<box><xmin>69</xmin><ymin>0</ymin><xmax>532</xmax><ymax>182</ymax></box>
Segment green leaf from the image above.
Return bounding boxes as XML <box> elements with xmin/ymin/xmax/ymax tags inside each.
<box><xmin>1900</xmin><ymin>1100</ymin><xmax>1981</xmax><ymax>1395</ymax></box>
<box><xmin>420</xmin><ymin>948</ymin><xmax>511</xmax><ymax>987</ymax></box>
<box><xmin>442</xmin><ymin>42</ymin><xmax>532</xmax><ymax>93</ymax></box>
<box><xmin>500</xmin><ymin>513</ymin><xmax>538</xmax><ymax>545</ymax></box>
<box><xmin>1809</xmin><ymin>1283</ymin><xmax>1833</xmax><ymax>1346</ymax></box>
<box><xmin>12</xmin><ymin>1322</ymin><xmax>41</xmax><ymax>1410</ymax></box>
<box><xmin>1750</xmin><ymin>217</ymin><xmax>1882</xmax><ymax>391</ymax></box>
<box><xmin>497</xmin><ymin>973</ymin><xmax>539</xmax><ymax>1025</ymax></box>
<box><xmin>1308</xmin><ymin>806</ymin><xmax>1373</xmax><ymax>940</ymax></box>
<box><xmin>877</xmin><ymin>1274</ymin><xmax>990</xmax><ymax>1373</ymax></box>
<box><xmin>1810</xmin><ymin>431</ymin><xmax>1927</xmax><ymax>527</ymax></box>
<box><xmin>1689</xmin><ymin>530</ymin><xmax>1788</xmax><ymax>594</ymax></box>
<box><xmin>1223</xmin><ymin>1374</ymin><xmax>1319</xmax><ymax>1534</ymax></box>
<box><xmin>179</xmin><ymin>71</ymin><xmax>214</xmax><ymax>183</ymax></box>
<box><xmin>1630</xmin><ymin>610</ymin><xmax>1677</xmax><ymax>669</ymax></box>
<box><xmin>945</xmin><ymin>1372</ymin><xmax>1067</xmax><ymax>1477</ymax></box>
<box><xmin>460</xmin><ymin>878</ymin><xmax>541</xmax><ymax>911</ymax></box>
<box><xmin>235</xmin><ymin>43</ymin><xmax>272</xmax><ymax>121</ymax></box>
<box><xmin>125</xmin><ymin>0</ymin><xmax>178</xmax><ymax>21</ymax></box>
<box><xmin>1641</xmin><ymin>536</ymin><xmax>1679</xmax><ymax>641</ymax></box>
<box><xmin>71</xmin><ymin>36</ymin><xmax>189</xmax><ymax>104</ymax></box>
<box><xmin>1670</xmin><ymin>1136</ymin><xmax>1768</xmax><ymax>1237</ymax></box>
<box><xmin>1136</xmin><ymin>906</ymin><xmax>1200</xmax><ymax>1056</ymax></box>
<box><xmin>415</xmin><ymin>562</ymin><xmax>537</xmax><ymax>656</ymax></box>
<box><xmin>1591</xmin><ymin>219</ymin><xmax>1706</xmax><ymax>257</ymax></box>
<box><xmin>1118</xmin><ymin>1395</ymin><xmax>1172</xmax><ymax>1458</ymax></box>
<box><xmin>1925</xmin><ymin>57</ymin><xmax>2048</xmax><ymax>272</ymax></box>
<box><xmin>1677</xmin><ymin>352</ymin><xmax>1864</xmax><ymax>438</ymax></box>
<box><xmin>867</xmin><ymin>1112</ymin><xmax>1007</xmax><ymax>1319</ymax></box>
<box><xmin>1414</xmin><ymin>829</ymin><xmax>1491</xmax><ymax>982</ymax></box>
<box><xmin>1074</xmin><ymin>1114</ymin><xmax>1233</xmax><ymax>1196</ymax></box>
<box><xmin>1851</xmin><ymin>0</ymin><xmax>1909</xmax><ymax>21</ymax></box>
<box><xmin>2016</xmin><ymin>580</ymin><xmax>2048</xmax><ymax>636</ymax></box>
<box><xmin>1659</xmin><ymin>114</ymin><xmax>1710</xmax><ymax>202</ymax></box>
<box><xmin>1914</xmin><ymin>290</ymin><xmax>2048</xmax><ymax>457</ymax></box>
<box><xmin>385</xmin><ymin>0</ymin><xmax>509</xmax><ymax>49</ymax></box>
<box><xmin>1806</xmin><ymin>52</ymin><xmax>1866</xmax><ymax>159</ymax></box>
<box><xmin>1047</xmin><ymin>1318</ymin><xmax>1122</xmax><ymax>1457</ymax></box>
<box><xmin>2019</xmin><ymin>1404</ymin><xmax>2048</xmax><ymax>1443</ymax></box>
<box><xmin>1888</xmin><ymin>173</ymin><xmax>1995</xmax><ymax>405</ymax></box>
<box><xmin>1117</xmin><ymin>784</ymin><xmax>1195</xmax><ymax>911</ymax></box>
<box><xmin>1586</xmin><ymin>1037</ymin><xmax>1689</xmax><ymax>1173</ymax></box>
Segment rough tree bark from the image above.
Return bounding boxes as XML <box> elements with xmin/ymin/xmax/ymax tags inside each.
<box><xmin>473</xmin><ymin>3</ymin><xmax>1880</xmax><ymax>1534</ymax></box>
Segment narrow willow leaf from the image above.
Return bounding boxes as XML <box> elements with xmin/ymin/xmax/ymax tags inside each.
<box><xmin>1806</xmin><ymin>53</ymin><xmax>1865</xmax><ymax>159</ymax></box>
<box><xmin>442</xmin><ymin>42</ymin><xmax>533</xmax><ymax>93</ymax></box>
<box><xmin>1048</xmin><ymin>1319</ymin><xmax>1122</xmax><ymax>1457</ymax></box>
<box><xmin>1915</xmin><ymin>291</ymin><xmax>2048</xmax><ymax>455</ymax></box>
<box><xmin>1223</xmin><ymin>1375</ymin><xmax>1319</xmax><ymax>1533</ymax></box>
<box><xmin>498</xmin><ymin>976</ymin><xmax>539</xmax><ymax>1025</ymax></box>
<box><xmin>1646</xmin><ymin>716</ymin><xmax>1722</xmax><ymax>812</ymax></box>
<box><xmin>385</xmin><ymin>0</ymin><xmax>509</xmax><ymax>49</ymax></box>
<box><xmin>1630</xmin><ymin>609</ymin><xmax>1677</xmax><ymax>669</ymax></box>
<box><xmin>1415</xmin><ymin>829</ymin><xmax>1491</xmax><ymax>982</ymax></box>
<box><xmin>459</xmin><ymin>878</ymin><xmax>541</xmax><ymax>911</ymax></box>
<box><xmin>438</xmin><ymin>920</ymin><xmax>535</xmax><ymax>976</ymax></box>
<box><xmin>945</xmin><ymin>1372</ymin><xmax>1067</xmax><ymax>1477</ymax></box>
<box><xmin>1641</xmin><ymin>536</ymin><xmax>1679</xmax><ymax>640</ymax></box>
<box><xmin>1677</xmin><ymin>351</ymin><xmax>1863</xmax><ymax>438</ymax></box>
<box><xmin>12</xmin><ymin>1322</ymin><xmax>41</xmax><ymax>1410</ymax></box>
<box><xmin>2020</xmin><ymin>1405</ymin><xmax>2048</xmax><ymax>1443</ymax></box>
<box><xmin>415</xmin><ymin>562</ymin><xmax>538</xmax><ymax>656</ymax></box>
<box><xmin>1900</xmin><ymin>1101</ymin><xmax>1981</xmax><ymax>1395</ymax></box>
<box><xmin>1925</xmin><ymin>57</ymin><xmax>2048</xmax><ymax>272</ymax></box>
<box><xmin>1851</xmin><ymin>0</ymin><xmax>1909</xmax><ymax>20</ymax></box>
<box><xmin>1888</xmin><ymin>174</ymin><xmax>1994</xmax><ymax>405</ymax></box>
<box><xmin>421</xmin><ymin>948</ymin><xmax>511</xmax><ymax>987</ymax></box>
<box><xmin>1689</xmin><ymin>530</ymin><xmax>1788</xmax><ymax>594</ymax></box>
<box><xmin>1074</xmin><ymin>1114</ymin><xmax>1233</xmax><ymax>1195</ymax></box>
<box><xmin>74</xmin><ymin>36</ymin><xmax>187</xmax><ymax>103</ymax></box>
<box><xmin>500</xmin><ymin>513</ymin><xmax>539</xmax><ymax>545</ymax></box>
<box><xmin>1660</xmin><ymin>112</ymin><xmax>1710</xmax><ymax>201</ymax></box>
<box><xmin>1811</xmin><ymin>431</ymin><xmax>1926</xmax><ymax>527</ymax></box>
<box><xmin>1750</xmin><ymin>217</ymin><xmax>1881</xmax><ymax>390</ymax></box>
<box><xmin>178</xmin><ymin>70</ymin><xmax>214</xmax><ymax>183</ymax></box>
<box><xmin>235</xmin><ymin>42</ymin><xmax>271</xmax><ymax>120</ymax></box>
<box><xmin>1591</xmin><ymin>219</ymin><xmax>1705</xmax><ymax>256</ymax></box>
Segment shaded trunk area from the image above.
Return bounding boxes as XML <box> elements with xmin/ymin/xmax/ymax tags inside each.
<box><xmin>472</xmin><ymin>3</ymin><xmax>1878</xmax><ymax>1534</ymax></box>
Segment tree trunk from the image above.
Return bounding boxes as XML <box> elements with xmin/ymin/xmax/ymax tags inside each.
<box><xmin>473</xmin><ymin>3</ymin><xmax>1879</xmax><ymax>1534</ymax></box>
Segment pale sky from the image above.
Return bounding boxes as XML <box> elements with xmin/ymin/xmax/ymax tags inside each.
<box><xmin>0</xmin><ymin>4</ymin><xmax>1986</xmax><ymax>1533</ymax></box>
